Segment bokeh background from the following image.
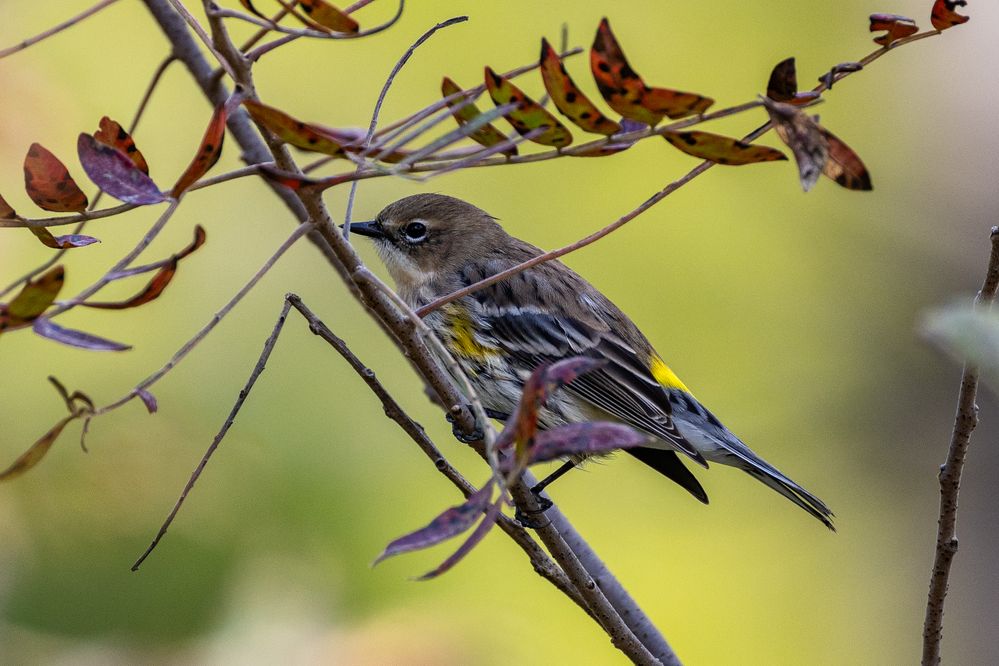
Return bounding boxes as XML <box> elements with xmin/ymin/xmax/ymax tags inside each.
<box><xmin>1</xmin><ymin>1</ymin><xmax>997</xmax><ymax>663</ymax></box>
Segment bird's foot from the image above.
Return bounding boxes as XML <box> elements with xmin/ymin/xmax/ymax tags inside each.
<box><xmin>446</xmin><ymin>406</ymin><xmax>483</xmax><ymax>443</ymax></box>
<box><xmin>514</xmin><ymin>492</ymin><xmax>553</xmax><ymax>529</ymax></box>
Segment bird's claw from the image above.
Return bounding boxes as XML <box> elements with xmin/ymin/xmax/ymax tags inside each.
<box><xmin>514</xmin><ymin>492</ymin><xmax>553</xmax><ymax>529</ymax></box>
<box><xmin>446</xmin><ymin>408</ymin><xmax>483</xmax><ymax>443</ymax></box>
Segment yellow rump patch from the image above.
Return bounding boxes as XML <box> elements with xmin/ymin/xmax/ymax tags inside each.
<box><xmin>649</xmin><ymin>355</ymin><xmax>691</xmax><ymax>393</ymax></box>
<box><xmin>445</xmin><ymin>305</ymin><xmax>501</xmax><ymax>361</ymax></box>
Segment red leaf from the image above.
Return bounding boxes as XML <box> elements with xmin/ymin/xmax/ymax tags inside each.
<box><xmin>0</xmin><ymin>193</ymin><xmax>16</xmax><ymax>219</ymax></box>
<box><xmin>0</xmin><ymin>265</ymin><xmax>64</xmax><ymax>330</ymax></box>
<box><xmin>23</xmin><ymin>143</ymin><xmax>88</xmax><ymax>213</ymax></box>
<box><xmin>526</xmin><ymin>422</ymin><xmax>649</xmax><ymax>465</ymax></box>
<box><xmin>77</xmin><ymin>134</ymin><xmax>165</xmax><ymax>205</ymax></box>
<box><xmin>0</xmin><ymin>415</ymin><xmax>74</xmax><ymax>481</ymax></box>
<box><xmin>296</xmin><ymin>0</ymin><xmax>358</xmax><ymax>33</ymax></box>
<box><xmin>869</xmin><ymin>14</ymin><xmax>919</xmax><ymax>46</ymax></box>
<box><xmin>85</xmin><ymin>225</ymin><xmax>205</xmax><ymax>308</ymax></box>
<box><xmin>416</xmin><ymin>499</ymin><xmax>502</xmax><ymax>580</ymax></box>
<box><xmin>32</xmin><ymin>318</ymin><xmax>131</xmax><ymax>351</ymax></box>
<box><xmin>243</xmin><ymin>99</ymin><xmax>346</xmax><ymax>157</ymax></box>
<box><xmin>171</xmin><ymin>104</ymin><xmax>226</xmax><ymax>197</ymax></box>
<box><xmin>441</xmin><ymin>77</ymin><xmax>517</xmax><ymax>157</ymax></box>
<box><xmin>484</xmin><ymin>67</ymin><xmax>573</xmax><ymax>148</ymax></box>
<box><xmin>373</xmin><ymin>483</ymin><xmax>494</xmax><ymax>565</ymax></box>
<box><xmin>931</xmin><ymin>0</ymin><xmax>969</xmax><ymax>31</ymax></box>
<box><xmin>590</xmin><ymin>18</ymin><xmax>712</xmax><ymax>125</ymax></box>
<box><xmin>540</xmin><ymin>38</ymin><xmax>620</xmax><ymax>136</ymax></box>
<box><xmin>663</xmin><ymin>131</ymin><xmax>787</xmax><ymax>165</ymax></box>
<box><xmin>29</xmin><ymin>227</ymin><xmax>100</xmax><ymax>249</ymax></box>
<box><xmin>820</xmin><ymin>126</ymin><xmax>872</xmax><ymax>190</ymax></box>
<box><xmin>94</xmin><ymin>117</ymin><xmax>149</xmax><ymax>174</ymax></box>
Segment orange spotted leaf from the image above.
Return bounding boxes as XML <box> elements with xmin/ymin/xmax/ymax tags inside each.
<box><xmin>869</xmin><ymin>14</ymin><xmax>918</xmax><ymax>46</ymax></box>
<box><xmin>931</xmin><ymin>0</ymin><xmax>969</xmax><ymax>30</ymax></box>
<box><xmin>94</xmin><ymin>117</ymin><xmax>149</xmax><ymax>174</ymax></box>
<box><xmin>23</xmin><ymin>144</ymin><xmax>88</xmax><ymax>213</ymax></box>
<box><xmin>591</xmin><ymin>18</ymin><xmax>713</xmax><ymax>125</ymax></box>
<box><xmin>1</xmin><ymin>265</ymin><xmax>64</xmax><ymax>330</ymax></box>
<box><xmin>819</xmin><ymin>126</ymin><xmax>872</xmax><ymax>190</ymax></box>
<box><xmin>171</xmin><ymin>103</ymin><xmax>226</xmax><ymax>198</ymax></box>
<box><xmin>244</xmin><ymin>99</ymin><xmax>346</xmax><ymax>157</ymax></box>
<box><xmin>297</xmin><ymin>0</ymin><xmax>358</xmax><ymax>33</ymax></box>
<box><xmin>484</xmin><ymin>66</ymin><xmax>573</xmax><ymax>148</ymax></box>
<box><xmin>539</xmin><ymin>38</ymin><xmax>620</xmax><ymax>136</ymax></box>
<box><xmin>0</xmin><ymin>193</ymin><xmax>16</xmax><ymax>219</ymax></box>
<box><xmin>663</xmin><ymin>131</ymin><xmax>787</xmax><ymax>165</ymax></box>
<box><xmin>0</xmin><ymin>415</ymin><xmax>74</xmax><ymax>481</ymax></box>
<box><xmin>441</xmin><ymin>77</ymin><xmax>517</xmax><ymax>156</ymax></box>
<box><xmin>29</xmin><ymin>227</ymin><xmax>99</xmax><ymax>249</ymax></box>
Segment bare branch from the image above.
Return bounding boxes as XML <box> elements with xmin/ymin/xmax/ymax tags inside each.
<box><xmin>0</xmin><ymin>0</ymin><xmax>121</xmax><ymax>60</ymax></box>
<box><xmin>922</xmin><ymin>227</ymin><xmax>999</xmax><ymax>666</ymax></box>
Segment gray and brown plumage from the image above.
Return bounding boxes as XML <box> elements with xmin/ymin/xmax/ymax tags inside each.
<box><xmin>350</xmin><ymin>193</ymin><xmax>834</xmax><ymax>529</ymax></box>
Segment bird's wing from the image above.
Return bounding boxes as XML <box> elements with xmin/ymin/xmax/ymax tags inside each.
<box><xmin>481</xmin><ymin>308</ymin><xmax>706</xmax><ymax>466</ymax></box>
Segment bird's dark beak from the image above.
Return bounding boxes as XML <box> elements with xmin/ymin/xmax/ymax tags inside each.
<box><xmin>341</xmin><ymin>220</ymin><xmax>385</xmax><ymax>239</ymax></box>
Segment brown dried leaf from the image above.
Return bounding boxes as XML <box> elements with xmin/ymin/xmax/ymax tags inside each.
<box><xmin>1</xmin><ymin>265</ymin><xmax>64</xmax><ymax>330</ymax></box>
<box><xmin>297</xmin><ymin>0</ymin><xmax>358</xmax><ymax>33</ymax></box>
<box><xmin>29</xmin><ymin>227</ymin><xmax>100</xmax><ymax>249</ymax></box>
<box><xmin>0</xmin><ymin>193</ymin><xmax>16</xmax><ymax>219</ymax></box>
<box><xmin>94</xmin><ymin>117</ymin><xmax>149</xmax><ymax>174</ymax></box>
<box><xmin>484</xmin><ymin>67</ymin><xmax>573</xmax><ymax>147</ymax></box>
<box><xmin>819</xmin><ymin>126</ymin><xmax>872</xmax><ymax>190</ymax></box>
<box><xmin>931</xmin><ymin>0</ymin><xmax>969</xmax><ymax>31</ymax></box>
<box><xmin>441</xmin><ymin>77</ymin><xmax>517</xmax><ymax>156</ymax></box>
<box><xmin>23</xmin><ymin>144</ymin><xmax>88</xmax><ymax>213</ymax></box>
<box><xmin>869</xmin><ymin>14</ymin><xmax>919</xmax><ymax>46</ymax></box>
<box><xmin>540</xmin><ymin>38</ymin><xmax>620</xmax><ymax>136</ymax></box>
<box><xmin>0</xmin><ymin>415</ymin><xmax>74</xmax><ymax>481</ymax></box>
<box><xmin>244</xmin><ymin>99</ymin><xmax>346</xmax><ymax>157</ymax></box>
<box><xmin>171</xmin><ymin>103</ymin><xmax>226</xmax><ymax>198</ymax></box>
<box><xmin>663</xmin><ymin>131</ymin><xmax>787</xmax><ymax>165</ymax></box>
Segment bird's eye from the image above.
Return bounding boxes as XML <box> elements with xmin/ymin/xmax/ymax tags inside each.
<box><xmin>402</xmin><ymin>221</ymin><xmax>428</xmax><ymax>242</ymax></box>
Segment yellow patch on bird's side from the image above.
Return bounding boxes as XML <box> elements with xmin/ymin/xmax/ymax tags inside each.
<box><xmin>444</xmin><ymin>305</ymin><xmax>501</xmax><ymax>361</ymax></box>
<box><xmin>649</xmin><ymin>355</ymin><xmax>691</xmax><ymax>393</ymax></box>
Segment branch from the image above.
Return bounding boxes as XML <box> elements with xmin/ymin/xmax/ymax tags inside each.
<box><xmin>0</xmin><ymin>0</ymin><xmax>121</xmax><ymax>60</ymax></box>
<box><xmin>921</xmin><ymin>227</ymin><xmax>999</xmax><ymax>666</ymax></box>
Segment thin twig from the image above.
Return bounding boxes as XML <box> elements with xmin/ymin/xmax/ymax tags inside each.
<box><xmin>165</xmin><ymin>0</ymin><xmax>237</xmax><ymax>80</ymax></box>
<box><xmin>96</xmin><ymin>222</ymin><xmax>313</xmax><ymax>415</ymax></box>
<box><xmin>921</xmin><ymin>227</ymin><xmax>999</xmax><ymax>666</ymax></box>
<box><xmin>342</xmin><ymin>15</ymin><xmax>468</xmax><ymax>239</ymax></box>
<box><xmin>0</xmin><ymin>0</ymin><xmax>121</xmax><ymax>59</ymax></box>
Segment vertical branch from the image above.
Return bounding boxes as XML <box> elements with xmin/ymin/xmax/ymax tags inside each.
<box><xmin>922</xmin><ymin>227</ymin><xmax>999</xmax><ymax>666</ymax></box>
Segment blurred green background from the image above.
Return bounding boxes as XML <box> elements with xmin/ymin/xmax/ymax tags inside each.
<box><xmin>1</xmin><ymin>1</ymin><xmax>997</xmax><ymax>663</ymax></box>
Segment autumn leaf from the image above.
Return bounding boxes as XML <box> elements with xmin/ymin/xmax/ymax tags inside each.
<box><xmin>416</xmin><ymin>498</ymin><xmax>502</xmax><ymax>580</ymax></box>
<box><xmin>767</xmin><ymin>57</ymin><xmax>798</xmax><ymax>102</ymax></box>
<box><xmin>539</xmin><ymin>38</ymin><xmax>620</xmax><ymax>136</ymax></box>
<box><xmin>441</xmin><ymin>77</ymin><xmax>517</xmax><ymax>157</ymax></box>
<box><xmin>94</xmin><ymin>117</ymin><xmax>149</xmax><ymax>174</ymax></box>
<box><xmin>373</xmin><ymin>483</ymin><xmax>494</xmax><ymax>565</ymax></box>
<box><xmin>819</xmin><ymin>125</ymin><xmax>872</xmax><ymax>190</ymax></box>
<box><xmin>0</xmin><ymin>193</ymin><xmax>17</xmax><ymax>219</ymax></box>
<box><xmin>869</xmin><ymin>14</ymin><xmax>918</xmax><ymax>46</ymax></box>
<box><xmin>33</xmin><ymin>318</ymin><xmax>131</xmax><ymax>351</ymax></box>
<box><xmin>526</xmin><ymin>422</ymin><xmax>649</xmax><ymax>465</ymax></box>
<box><xmin>591</xmin><ymin>18</ymin><xmax>713</xmax><ymax>125</ymax></box>
<box><xmin>297</xmin><ymin>0</ymin><xmax>358</xmax><ymax>33</ymax></box>
<box><xmin>0</xmin><ymin>265</ymin><xmax>64</xmax><ymax>330</ymax></box>
<box><xmin>77</xmin><ymin>134</ymin><xmax>165</xmax><ymax>205</ymax></box>
<box><xmin>484</xmin><ymin>67</ymin><xmax>573</xmax><ymax>148</ymax></box>
<box><xmin>244</xmin><ymin>99</ymin><xmax>347</xmax><ymax>157</ymax></box>
<box><xmin>663</xmin><ymin>131</ymin><xmax>787</xmax><ymax>165</ymax></box>
<box><xmin>137</xmin><ymin>388</ymin><xmax>158</xmax><ymax>413</ymax></box>
<box><xmin>29</xmin><ymin>227</ymin><xmax>100</xmax><ymax>249</ymax></box>
<box><xmin>23</xmin><ymin>143</ymin><xmax>88</xmax><ymax>213</ymax></box>
<box><xmin>931</xmin><ymin>0</ymin><xmax>969</xmax><ymax>31</ymax></box>
<box><xmin>171</xmin><ymin>103</ymin><xmax>226</xmax><ymax>198</ymax></box>
<box><xmin>85</xmin><ymin>225</ymin><xmax>206</xmax><ymax>308</ymax></box>
<box><xmin>0</xmin><ymin>415</ymin><xmax>74</xmax><ymax>481</ymax></box>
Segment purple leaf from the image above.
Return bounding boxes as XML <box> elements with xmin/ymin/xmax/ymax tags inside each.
<box><xmin>136</xmin><ymin>388</ymin><xmax>158</xmax><ymax>413</ymax></box>
<box><xmin>29</xmin><ymin>227</ymin><xmax>100</xmax><ymax>249</ymax></box>
<box><xmin>77</xmin><ymin>134</ymin><xmax>165</xmax><ymax>205</ymax></box>
<box><xmin>373</xmin><ymin>482</ymin><xmax>493</xmax><ymax>565</ymax></box>
<box><xmin>416</xmin><ymin>498</ymin><xmax>503</xmax><ymax>580</ymax></box>
<box><xmin>33</xmin><ymin>318</ymin><xmax>132</xmax><ymax>351</ymax></box>
<box><xmin>526</xmin><ymin>422</ymin><xmax>650</xmax><ymax>465</ymax></box>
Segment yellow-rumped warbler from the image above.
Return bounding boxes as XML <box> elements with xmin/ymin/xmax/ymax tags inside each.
<box><xmin>349</xmin><ymin>193</ymin><xmax>833</xmax><ymax>529</ymax></box>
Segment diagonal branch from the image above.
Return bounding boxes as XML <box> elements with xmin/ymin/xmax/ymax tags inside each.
<box><xmin>921</xmin><ymin>227</ymin><xmax>999</xmax><ymax>666</ymax></box>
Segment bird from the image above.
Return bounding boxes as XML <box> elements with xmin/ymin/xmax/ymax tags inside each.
<box><xmin>347</xmin><ymin>193</ymin><xmax>834</xmax><ymax>529</ymax></box>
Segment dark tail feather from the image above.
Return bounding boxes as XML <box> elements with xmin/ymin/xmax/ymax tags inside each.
<box><xmin>743</xmin><ymin>467</ymin><xmax>835</xmax><ymax>531</ymax></box>
<box><xmin>627</xmin><ymin>448</ymin><xmax>709</xmax><ymax>504</ymax></box>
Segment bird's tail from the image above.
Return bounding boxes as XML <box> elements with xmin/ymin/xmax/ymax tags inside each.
<box><xmin>742</xmin><ymin>467</ymin><xmax>835</xmax><ymax>531</ymax></box>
